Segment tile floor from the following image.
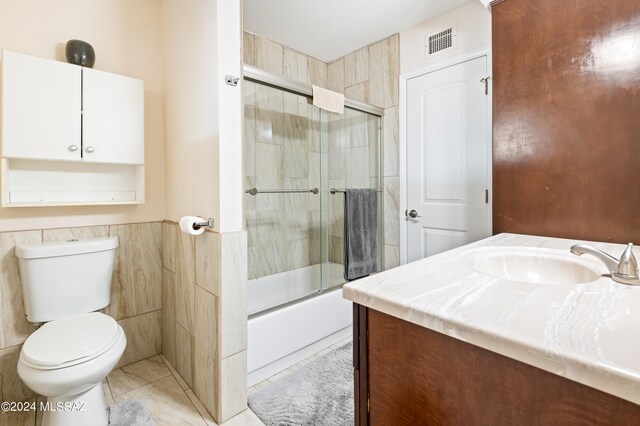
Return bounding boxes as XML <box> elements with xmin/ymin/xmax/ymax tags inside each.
<box><xmin>0</xmin><ymin>355</ymin><xmax>264</xmax><ymax>426</ymax></box>
<box><xmin>0</xmin><ymin>338</ymin><xmax>351</xmax><ymax>426</ymax></box>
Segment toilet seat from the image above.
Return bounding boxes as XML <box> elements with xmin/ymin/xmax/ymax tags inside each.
<box><xmin>21</xmin><ymin>312</ymin><xmax>121</xmax><ymax>370</ymax></box>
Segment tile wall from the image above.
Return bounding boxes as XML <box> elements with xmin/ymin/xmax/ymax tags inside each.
<box><xmin>162</xmin><ymin>221</ymin><xmax>248</xmax><ymax>423</ymax></box>
<box><xmin>243</xmin><ymin>31</ymin><xmax>401</xmax><ymax>273</ymax></box>
<box><xmin>0</xmin><ymin>222</ymin><xmax>163</xmax><ymax>404</ymax></box>
<box><xmin>327</xmin><ymin>35</ymin><xmax>401</xmax><ymax>270</ymax></box>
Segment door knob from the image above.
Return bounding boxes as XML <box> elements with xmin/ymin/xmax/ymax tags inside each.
<box><xmin>85</xmin><ymin>146</ymin><xmax>95</xmax><ymax>153</ymax></box>
<box><xmin>407</xmin><ymin>209</ymin><xmax>422</xmax><ymax>219</ymax></box>
<box><xmin>68</xmin><ymin>145</ymin><xmax>78</xmax><ymax>152</ymax></box>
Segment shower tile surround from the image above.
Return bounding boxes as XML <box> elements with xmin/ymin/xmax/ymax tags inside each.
<box><xmin>0</xmin><ymin>223</ymin><xmax>163</xmax><ymax>404</ymax></box>
<box><xmin>162</xmin><ymin>221</ymin><xmax>248</xmax><ymax>422</ymax></box>
<box><xmin>243</xmin><ymin>32</ymin><xmax>400</xmax><ymax>278</ymax></box>
<box><xmin>333</xmin><ymin>35</ymin><xmax>401</xmax><ymax>270</ymax></box>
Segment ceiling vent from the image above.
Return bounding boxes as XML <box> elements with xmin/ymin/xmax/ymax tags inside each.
<box><xmin>427</xmin><ymin>26</ymin><xmax>457</xmax><ymax>56</ymax></box>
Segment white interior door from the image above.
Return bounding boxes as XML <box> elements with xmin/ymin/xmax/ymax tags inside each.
<box><xmin>406</xmin><ymin>56</ymin><xmax>489</xmax><ymax>263</ymax></box>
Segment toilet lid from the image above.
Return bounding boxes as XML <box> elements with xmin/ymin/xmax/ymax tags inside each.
<box><xmin>22</xmin><ymin>312</ymin><xmax>120</xmax><ymax>368</ymax></box>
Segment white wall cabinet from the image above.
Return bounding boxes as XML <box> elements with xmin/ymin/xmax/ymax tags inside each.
<box><xmin>0</xmin><ymin>50</ymin><xmax>145</xmax><ymax>206</ymax></box>
<box><xmin>82</xmin><ymin>68</ymin><xmax>144</xmax><ymax>164</ymax></box>
<box><xmin>1</xmin><ymin>51</ymin><xmax>82</xmax><ymax>162</ymax></box>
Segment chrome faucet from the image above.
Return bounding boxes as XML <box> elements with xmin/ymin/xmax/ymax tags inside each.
<box><xmin>570</xmin><ymin>243</ymin><xmax>640</xmax><ymax>286</ymax></box>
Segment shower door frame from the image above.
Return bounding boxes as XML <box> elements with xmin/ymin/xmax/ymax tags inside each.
<box><xmin>243</xmin><ymin>64</ymin><xmax>385</xmax><ymax>317</ymax></box>
<box><xmin>244</xmin><ymin>65</ymin><xmax>385</xmax><ymax>117</ymax></box>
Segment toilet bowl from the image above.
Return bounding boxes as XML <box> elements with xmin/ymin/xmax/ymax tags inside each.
<box><xmin>15</xmin><ymin>237</ymin><xmax>124</xmax><ymax>426</ymax></box>
<box><xmin>17</xmin><ymin>312</ymin><xmax>126</xmax><ymax>426</ymax></box>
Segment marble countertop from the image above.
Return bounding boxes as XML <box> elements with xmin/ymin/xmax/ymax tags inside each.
<box><xmin>343</xmin><ymin>233</ymin><xmax>640</xmax><ymax>405</ymax></box>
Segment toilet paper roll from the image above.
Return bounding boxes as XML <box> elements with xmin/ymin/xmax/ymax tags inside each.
<box><xmin>179</xmin><ymin>216</ymin><xmax>205</xmax><ymax>236</ymax></box>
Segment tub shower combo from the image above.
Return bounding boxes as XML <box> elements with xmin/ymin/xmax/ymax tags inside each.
<box><xmin>243</xmin><ymin>66</ymin><xmax>383</xmax><ymax>385</ymax></box>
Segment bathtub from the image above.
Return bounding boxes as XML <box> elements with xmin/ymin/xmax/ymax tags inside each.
<box><xmin>247</xmin><ymin>262</ymin><xmax>352</xmax><ymax>386</ymax></box>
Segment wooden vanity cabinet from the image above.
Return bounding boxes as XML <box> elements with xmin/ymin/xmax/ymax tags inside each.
<box><xmin>353</xmin><ymin>304</ymin><xmax>640</xmax><ymax>425</ymax></box>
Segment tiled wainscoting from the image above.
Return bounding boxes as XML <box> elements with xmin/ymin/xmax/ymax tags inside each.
<box><xmin>0</xmin><ymin>223</ymin><xmax>163</xmax><ymax>406</ymax></box>
<box><xmin>162</xmin><ymin>221</ymin><xmax>248</xmax><ymax>423</ymax></box>
<box><xmin>0</xmin><ymin>221</ymin><xmax>248</xmax><ymax>425</ymax></box>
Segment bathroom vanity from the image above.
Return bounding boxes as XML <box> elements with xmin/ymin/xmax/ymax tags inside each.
<box><xmin>343</xmin><ymin>234</ymin><xmax>640</xmax><ymax>425</ymax></box>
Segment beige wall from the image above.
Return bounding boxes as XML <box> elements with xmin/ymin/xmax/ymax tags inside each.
<box><xmin>216</xmin><ymin>0</ymin><xmax>244</xmax><ymax>233</ymax></box>
<box><xmin>162</xmin><ymin>0</ymin><xmax>218</xmax><ymax>227</ymax></box>
<box><xmin>0</xmin><ymin>223</ymin><xmax>163</xmax><ymax>404</ymax></box>
<box><xmin>163</xmin><ymin>0</ymin><xmax>243</xmax><ymax>233</ymax></box>
<box><xmin>400</xmin><ymin>1</ymin><xmax>492</xmax><ymax>74</ymax></box>
<box><xmin>0</xmin><ymin>0</ymin><xmax>165</xmax><ymax>232</ymax></box>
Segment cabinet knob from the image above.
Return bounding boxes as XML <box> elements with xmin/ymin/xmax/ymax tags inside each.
<box><xmin>85</xmin><ymin>146</ymin><xmax>95</xmax><ymax>153</ymax></box>
<box><xmin>68</xmin><ymin>145</ymin><xmax>78</xmax><ymax>152</ymax></box>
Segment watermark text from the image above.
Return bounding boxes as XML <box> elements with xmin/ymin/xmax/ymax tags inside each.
<box><xmin>1</xmin><ymin>401</ymin><xmax>86</xmax><ymax>412</ymax></box>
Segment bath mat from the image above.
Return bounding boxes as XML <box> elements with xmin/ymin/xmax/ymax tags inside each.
<box><xmin>249</xmin><ymin>342</ymin><xmax>353</xmax><ymax>426</ymax></box>
<box><xmin>108</xmin><ymin>399</ymin><xmax>156</xmax><ymax>426</ymax></box>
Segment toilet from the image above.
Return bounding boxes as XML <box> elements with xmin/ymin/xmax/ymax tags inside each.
<box><xmin>15</xmin><ymin>237</ymin><xmax>126</xmax><ymax>426</ymax></box>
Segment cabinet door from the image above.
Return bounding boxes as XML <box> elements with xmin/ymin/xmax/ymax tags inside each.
<box><xmin>1</xmin><ymin>50</ymin><xmax>81</xmax><ymax>161</ymax></box>
<box><xmin>82</xmin><ymin>68</ymin><xmax>144</xmax><ymax>164</ymax></box>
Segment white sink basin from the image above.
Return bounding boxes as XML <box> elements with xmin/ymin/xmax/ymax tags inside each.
<box><xmin>463</xmin><ymin>247</ymin><xmax>605</xmax><ymax>285</ymax></box>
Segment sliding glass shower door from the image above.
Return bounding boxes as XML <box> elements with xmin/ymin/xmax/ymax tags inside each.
<box><xmin>244</xmin><ymin>78</ymin><xmax>381</xmax><ymax>315</ymax></box>
<box><xmin>325</xmin><ymin>107</ymin><xmax>382</xmax><ymax>289</ymax></box>
<box><xmin>244</xmin><ymin>81</ymin><xmax>325</xmax><ymax>314</ymax></box>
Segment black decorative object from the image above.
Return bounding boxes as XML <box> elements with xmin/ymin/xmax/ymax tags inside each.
<box><xmin>65</xmin><ymin>39</ymin><xmax>95</xmax><ymax>68</ymax></box>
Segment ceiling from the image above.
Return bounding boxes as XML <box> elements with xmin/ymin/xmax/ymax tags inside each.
<box><xmin>243</xmin><ymin>0</ymin><xmax>476</xmax><ymax>62</ymax></box>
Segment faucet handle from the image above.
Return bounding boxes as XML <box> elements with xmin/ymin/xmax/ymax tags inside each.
<box><xmin>617</xmin><ymin>243</ymin><xmax>639</xmax><ymax>277</ymax></box>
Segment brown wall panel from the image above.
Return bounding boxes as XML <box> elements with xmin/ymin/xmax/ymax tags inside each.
<box><xmin>492</xmin><ymin>0</ymin><xmax>640</xmax><ymax>243</ymax></box>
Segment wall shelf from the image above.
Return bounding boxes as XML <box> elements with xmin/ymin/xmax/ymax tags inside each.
<box><xmin>1</xmin><ymin>159</ymin><xmax>144</xmax><ymax>207</ymax></box>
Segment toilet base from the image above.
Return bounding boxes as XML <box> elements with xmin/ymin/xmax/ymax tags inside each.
<box><xmin>40</xmin><ymin>383</ymin><xmax>108</xmax><ymax>426</ymax></box>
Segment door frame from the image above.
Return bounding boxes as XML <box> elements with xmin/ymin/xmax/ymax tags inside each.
<box><xmin>399</xmin><ymin>48</ymin><xmax>493</xmax><ymax>265</ymax></box>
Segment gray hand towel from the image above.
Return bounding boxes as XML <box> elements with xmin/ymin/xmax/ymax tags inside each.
<box><xmin>344</xmin><ymin>188</ymin><xmax>379</xmax><ymax>281</ymax></box>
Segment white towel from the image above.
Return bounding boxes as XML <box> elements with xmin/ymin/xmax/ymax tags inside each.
<box><xmin>312</xmin><ymin>85</ymin><xmax>344</xmax><ymax>114</ymax></box>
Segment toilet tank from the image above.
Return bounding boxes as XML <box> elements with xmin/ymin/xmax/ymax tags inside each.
<box><xmin>15</xmin><ymin>237</ymin><xmax>119</xmax><ymax>322</ymax></box>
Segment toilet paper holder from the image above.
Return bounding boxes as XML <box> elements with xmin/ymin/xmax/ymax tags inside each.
<box><xmin>192</xmin><ymin>218</ymin><xmax>215</xmax><ymax>231</ymax></box>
